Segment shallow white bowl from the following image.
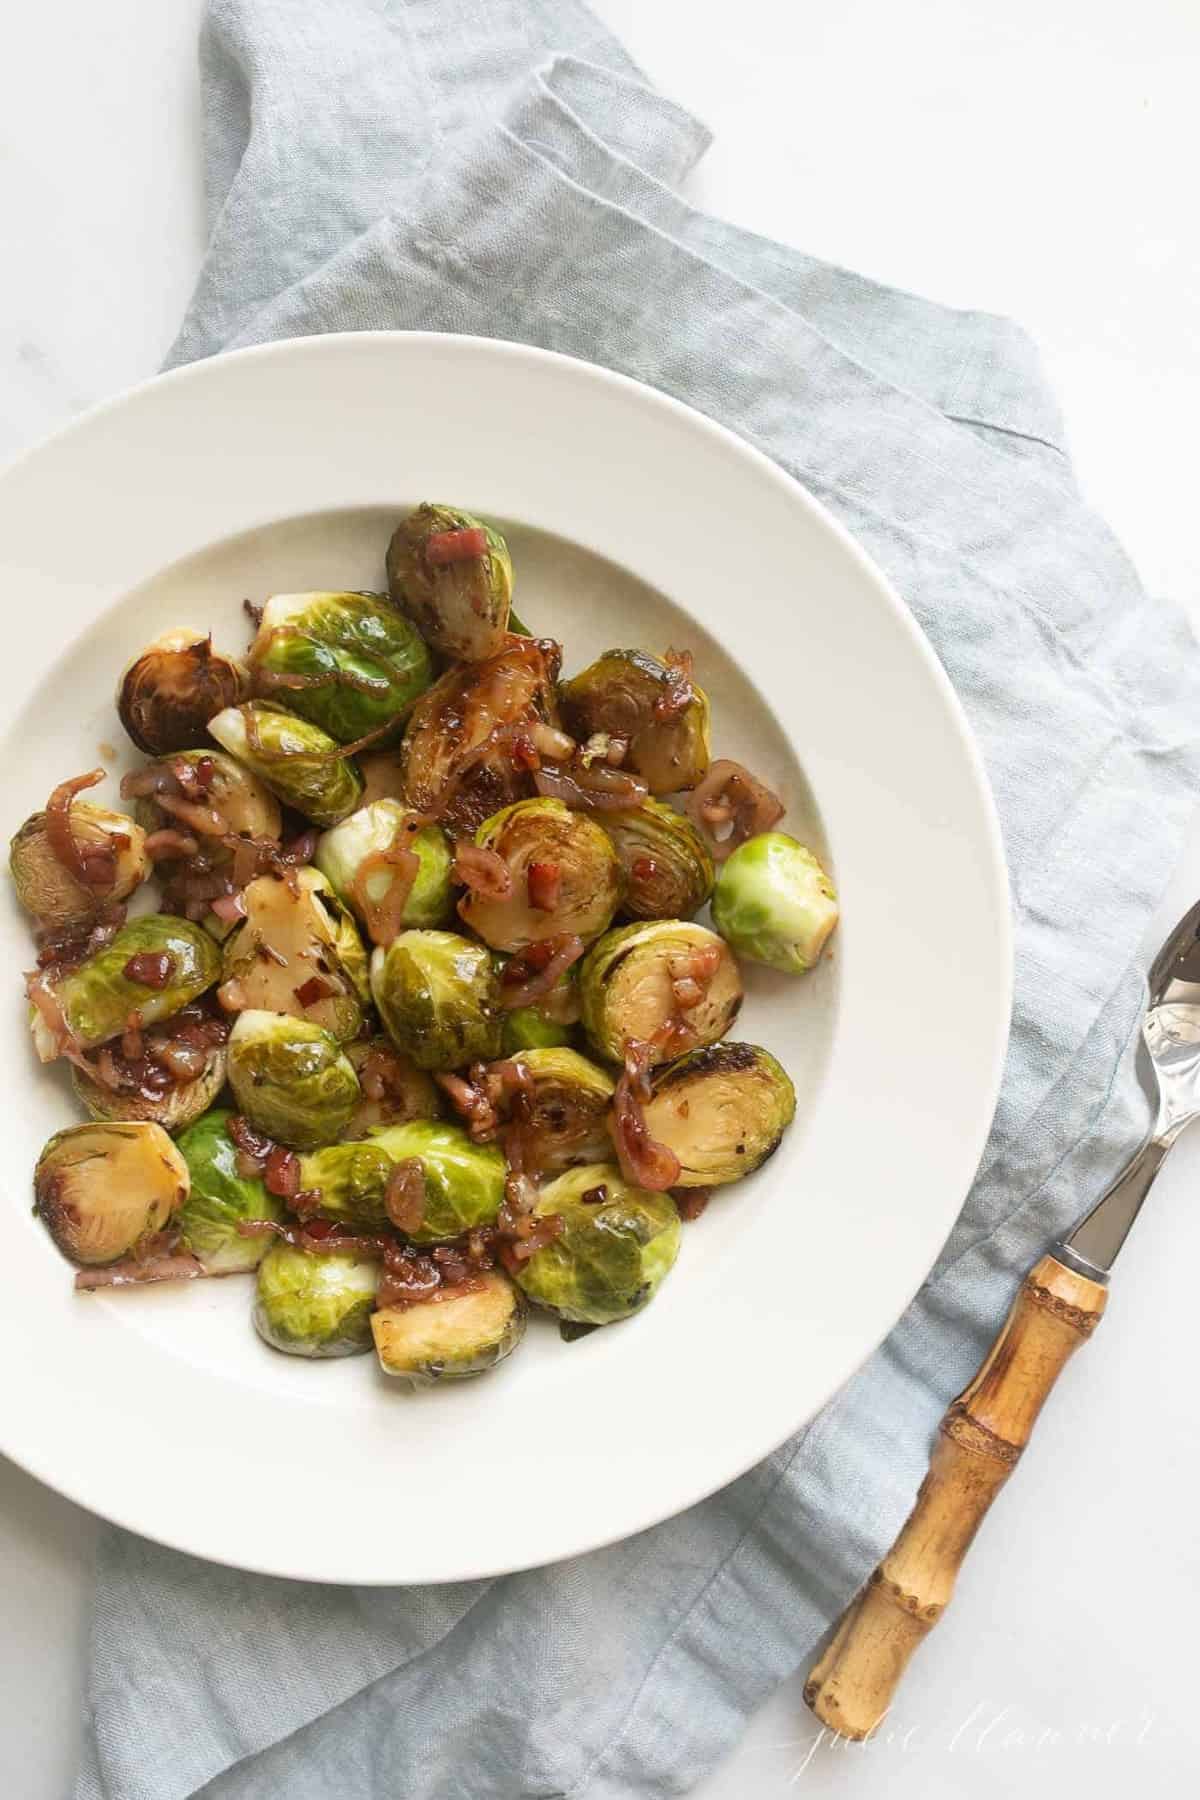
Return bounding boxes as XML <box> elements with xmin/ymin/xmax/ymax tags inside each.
<box><xmin>0</xmin><ymin>333</ymin><xmax>1010</xmax><ymax>1584</ymax></box>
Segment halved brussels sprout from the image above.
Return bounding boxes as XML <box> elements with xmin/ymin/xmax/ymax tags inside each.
<box><xmin>253</xmin><ymin>1241</ymin><xmax>379</xmax><ymax>1358</ymax></box>
<box><xmin>208</xmin><ymin>701</ymin><xmax>363</xmax><ymax>827</ymax></box>
<box><xmin>385</xmin><ymin>504</ymin><xmax>513</xmax><ymax>662</ymax></box>
<box><xmin>512</xmin><ymin>1163</ymin><xmax>681</xmax><ymax>1325</ymax></box>
<box><xmin>117</xmin><ymin>629</ymin><xmax>246</xmax><ymax>756</ymax></box>
<box><xmin>130</xmin><ymin>747</ymin><xmax>282</xmax><ymax>844</ymax></box>
<box><xmin>505</xmin><ymin>1047</ymin><xmax>614</xmax><ymax>1171</ymax></box>
<box><xmin>603</xmin><ymin>798</ymin><xmax>714</xmax><ymax>921</ymax></box>
<box><xmin>227</xmin><ymin>1010</ymin><xmax>360</xmax><ymax>1150</ymax></box>
<box><xmin>315</xmin><ymin>799</ymin><xmax>452</xmax><ymax>937</ymax></box>
<box><xmin>397</xmin><ymin>638</ymin><xmax>555</xmax><ymax>827</ymax></box>
<box><xmin>247</xmin><ymin>591</ymin><xmax>433</xmax><ymax>744</ymax></box>
<box><xmin>219</xmin><ymin>867</ymin><xmax>364</xmax><ymax>1040</ymax></box>
<box><xmin>711</xmin><ymin>833</ymin><xmax>839</xmax><ymax>974</ymax></box>
<box><xmin>560</xmin><ymin>650</ymin><xmax>711</xmax><ymax>794</ymax></box>
<box><xmin>370</xmin><ymin>929</ymin><xmax>502</xmax><ymax>1071</ymax></box>
<box><xmin>175</xmin><ymin>1107</ymin><xmax>285</xmax><ymax>1272</ymax></box>
<box><xmin>370</xmin><ymin>1121</ymin><xmax>506</xmax><ymax>1243</ymax></box>
<box><xmin>342</xmin><ymin>1037</ymin><xmax>441</xmax><ymax>1138</ymax></box>
<box><xmin>458</xmin><ymin>798</ymin><xmax>623</xmax><ymax>953</ymax></box>
<box><xmin>642</xmin><ymin>1043</ymin><xmax>797</xmax><ymax>1186</ymax></box>
<box><xmin>372</xmin><ymin>1270</ymin><xmax>526</xmax><ymax>1386</ymax></box>
<box><xmin>579</xmin><ymin>920</ymin><xmax>743</xmax><ymax>1068</ymax></box>
<box><xmin>72</xmin><ymin>1040</ymin><xmax>226</xmax><ymax>1134</ymax></box>
<box><xmin>34</xmin><ymin>1121</ymin><xmax>188</xmax><ymax>1265</ymax></box>
<box><xmin>10</xmin><ymin>800</ymin><xmax>149</xmax><ymax>929</ymax></box>
<box><xmin>30</xmin><ymin>914</ymin><xmax>222</xmax><ymax>1062</ymax></box>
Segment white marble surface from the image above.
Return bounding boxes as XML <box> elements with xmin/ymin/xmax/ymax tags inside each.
<box><xmin>2</xmin><ymin>2</ymin><xmax>1199</xmax><ymax>1795</ymax></box>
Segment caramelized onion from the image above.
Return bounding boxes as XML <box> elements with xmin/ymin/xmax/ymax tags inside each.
<box><xmin>384</xmin><ymin>1158</ymin><xmax>427</xmax><ymax>1234</ymax></box>
<box><xmin>685</xmin><ymin>759</ymin><xmax>784</xmax><ymax>861</ymax></box>
<box><xmin>452</xmin><ymin>840</ymin><xmax>513</xmax><ymax>901</ymax></box>
<box><xmin>608</xmin><ymin>1040</ymin><xmax>680</xmax><ymax>1191</ymax></box>
<box><xmin>498</xmin><ymin>933</ymin><xmax>584</xmax><ymax>1008</ymax></box>
<box><xmin>533</xmin><ymin>762</ymin><xmax>649</xmax><ymax>813</ymax></box>
<box><xmin>351</xmin><ymin>840</ymin><xmax>420</xmax><ymax>947</ymax></box>
<box><xmin>45</xmin><ymin>769</ymin><xmax>114</xmax><ymax>892</ymax></box>
<box><xmin>75</xmin><ymin>1250</ymin><xmax>207</xmax><ymax>1291</ymax></box>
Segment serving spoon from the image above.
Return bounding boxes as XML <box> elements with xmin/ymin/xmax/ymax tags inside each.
<box><xmin>804</xmin><ymin>897</ymin><xmax>1200</xmax><ymax>1738</ymax></box>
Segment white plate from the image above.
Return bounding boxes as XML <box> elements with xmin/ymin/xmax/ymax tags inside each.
<box><xmin>0</xmin><ymin>334</ymin><xmax>1010</xmax><ymax>1584</ymax></box>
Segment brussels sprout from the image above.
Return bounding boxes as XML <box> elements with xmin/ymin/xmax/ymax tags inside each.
<box><xmin>227</xmin><ymin>1010</ymin><xmax>360</xmax><ymax>1149</ymax></box>
<box><xmin>72</xmin><ymin>1040</ymin><xmax>226</xmax><ymax>1134</ymax></box>
<box><xmin>711</xmin><ymin>833</ymin><xmax>839</xmax><ymax>974</ymax></box>
<box><xmin>369</xmin><ymin>1121</ymin><xmax>506</xmax><ymax>1243</ymax></box>
<box><xmin>208</xmin><ymin>701</ymin><xmax>363</xmax><ymax>827</ymax></box>
<box><xmin>175</xmin><ymin>1107</ymin><xmax>285</xmax><ymax>1272</ymax></box>
<box><xmin>30</xmin><ymin>914</ymin><xmax>222</xmax><ymax>1062</ymax></box>
<box><xmin>253</xmin><ymin>1241</ymin><xmax>379</xmax><ymax>1358</ymax></box>
<box><xmin>34</xmin><ymin>1121</ymin><xmax>188</xmax><ymax>1265</ymax></box>
<box><xmin>386</xmin><ymin>503</ymin><xmax>513</xmax><ymax>662</ymax></box>
<box><xmin>579</xmin><ymin>920</ymin><xmax>743</xmax><ymax>1068</ymax></box>
<box><xmin>512</xmin><ymin>1163</ymin><xmax>681</xmax><ymax>1325</ymax></box>
<box><xmin>501</xmin><ymin>1006</ymin><xmax>574</xmax><ymax>1053</ymax></box>
<box><xmin>117</xmin><ymin>629</ymin><xmax>246</xmax><ymax>756</ymax></box>
<box><xmin>458</xmin><ymin>798</ymin><xmax>623</xmax><ymax>953</ymax></box>
<box><xmin>397</xmin><ymin>639</ymin><xmax>556</xmax><ymax>828</ymax></box>
<box><xmin>247</xmin><ymin>591</ymin><xmax>433</xmax><ymax>744</ymax></box>
<box><xmin>642</xmin><ymin>1043</ymin><xmax>797</xmax><ymax>1186</ymax></box>
<box><xmin>297</xmin><ymin>1140</ymin><xmax>394</xmax><ymax>1229</ymax></box>
<box><xmin>505</xmin><ymin>1047</ymin><xmax>614</xmax><ymax>1171</ymax></box>
<box><xmin>560</xmin><ymin>650</ymin><xmax>711</xmax><ymax>794</ymax></box>
<box><xmin>603</xmin><ymin>798</ymin><xmax>714</xmax><ymax>921</ymax></box>
<box><xmin>10</xmin><ymin>798</ymin><xmax>150</xmax><ymax>929</ymax></box>
<box><xmin>342</xmin><ymin>1037</ymin><xmax>441</xmax><ymax>1138</ymax></box>
<box><xmin>219</xmin><ymin>867</ymin><xmax>364</xmax><ymax>1041</ymax></box>
<box><xmin>370</xmin><ymin>930</ymin><xmax>502</xmax><ymax>1071</ymax></box>
<box><xmin>130</xmin><ymin>747</ymin><xmax>282</xmax><ymax>844</ymax></box>
<box><xmin>315</xmin><ymin>799</ymin><xmax>452</xmax><ymax>937</ymax></box>
<box><xmin>372</xmin><ymin>1270</ymin><xmax>526</xmax><ymax>1386</ymax></box>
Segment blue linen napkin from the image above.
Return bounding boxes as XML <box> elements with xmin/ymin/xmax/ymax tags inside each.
<box><xmin>76</xmin><ymin>4</ymin><xmax>1200</xmax><ymax>1796</ymax></box>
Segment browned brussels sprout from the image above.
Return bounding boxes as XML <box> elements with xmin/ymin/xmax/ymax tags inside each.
<box><xmin>458</xmin><ymin>798</ymin><xmax>623</xmax><ymax>953</ymax></box>
<box><xmin>117</xmin><ymin>630</ymin><xmax>246</xmax><ymax>755</ymax></box>
<box><xmin>34</xmin><ymin>1121</ymin><xmax>189</xmax><ymax>1265</ymax></box>
<box><xmin>641</xmin><ymin>1043</ymin><xmax>796</xmax><ymax>1186</ymax></box>
<box><xmin>10</xmin><ymin>784</ymin><xmax>149</xmax><ymax>929</ymax></box>
<box><xmin>602</xmin><ymin>798</ymin><xmax>714</xmax><ymax>921</ymax></box>
<box><xmin>559</xmin><ymin>649</ymin><xmax>710</xmax><ymax>794</ymax></box>
<box><xmin>386</xmin><ymin>504</ymin><xmax>513</xmax><ymax>662</ymax></box>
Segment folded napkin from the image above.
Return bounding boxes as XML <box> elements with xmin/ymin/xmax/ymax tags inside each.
<box><xmin>77</xmin><ymin>3</ymin><xmax>1200</xmax><ymax>1796</ymax></box>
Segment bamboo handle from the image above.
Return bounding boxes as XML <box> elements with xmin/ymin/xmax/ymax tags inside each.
<box><xmin>804</xmin><ymin>1252</ymin><xmax>1107</xmax><ymax>1739</ymax></box>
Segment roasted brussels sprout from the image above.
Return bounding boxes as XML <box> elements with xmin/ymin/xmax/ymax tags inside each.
<box><xmin>386</xmin><ymin>503</ymin><xmax>513</xmax><ymax>662</ymax></box>
<box><xmin>505</xmin><ymin>1047</ymin><xmax>614</xmax><ymax>1171</ymax></box>
<box><xmin>342</xmin><ymin>1037</ymin><xmax>440</xmax><ymax>1138</ymax></box>
<box><xmin>560</xmin><ymin>650</ymin><xmax>711</xmax><ymax>794</ymax></box>
<box><xmin>512</xmin><ymin>1163</ymin><xmax>681</xmax><ymax>1325</ymax></box>
<box><xmin>10</xmin><ymin>796</ymin><xmax>149</xmax><ymax>929</ymax></box>
<box><xmin>712</xmin><ymin>833</ymin><xmax>839</xmax><ymax>974</ymax></box>
<box><xmin>372</xmin><ymin>1270</ymin><xmax>526</xmax><ymax>1386</ymax></box>
<box><xmin>129</xmin><ymin>747</ymin><xmax>282</xmax><ymax>845</ymax></box>
<box><xmin>315</xmin><ymin>799</ymin><xmax>452</xmax><ymax>939</ymax></box>
<box><xmin>208</xmin><ymin>701</ymin><xmax>363</xmax><ymax>827</ymax></box>
<box><xmin>642</xmin><ymin>1043</ymin><xmax>796</xmax><ymax>1186</ymax></box>
<box><xmin>370</xmin><ymin>929</ymin><xmax>502</xmax><ymax>1071</ymax></box>
<box><xmin>603</xmin><ymin>798</ymin><xmax>714</xmax><ymax>921</ymax></box>
<box><xmin>397</xmin><ymin>638</ymin><xmax>556</xmax><ymax>828</ymax></box>
<box><xmin>579</xmin><ymin>920</ymin><xmax>742</xmax><ymax>1068</ymax></box>
<box><xmin>29</xmin><ymin>914</ymin><xmax>222</xmax><ymax>1062</ymax></box>
<box><xmin>227</xmin><ymin>1010</ymin><xmax>360</xmax><ymax>1150</ymax></box>
<box><xmin>34</xmin><ymin>1121</ymin><xmax>188</xmax><ymax>1265</ymax></box>
<box><xmin>219</xmin><ymin>867</ymin><xmax>365</xmax><ymax>1040</ymax></box>
<box><xmin>296</xmin><ymin>1140</ymin><xmax>393</xmax><ymax>1229</ymax></box>
<box><xmin>253</xmin><ymin>1241</ymin><xmax>379</xmax><ymax>1357</ymax></box>
<box><xmin>175</xmin><ymin>1107</ymin><xmax>285</xmax><ymax>1272</ymax></box>
<box><xmin>457</xmin><ymin>798</ymin><xmax>623</xmax><ymax>953</ymax></box>
<box><xmin>71</xmin><ymin>1036</ymin><xmax>226</xmax><ymax>1134</ymax></box>
<box><xmin>246</xmin><ymin>590</ymin><xmax>433</xmax><ymax>744</ymax></box>
<box><xmin>117</xmin><ymin>629</ymin><xmax>246</xmax><ymax>756</ymax></box>
<box><xmin>370</xmin><ymin>1121</ymin><xmax>506</xmax><ymax>1243</ymax></box>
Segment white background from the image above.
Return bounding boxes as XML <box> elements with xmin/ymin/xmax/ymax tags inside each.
<box><xmin>2</xmin><ymin>2</ymin><xmax>1199</xmax><ymax>1795</ymax></box>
